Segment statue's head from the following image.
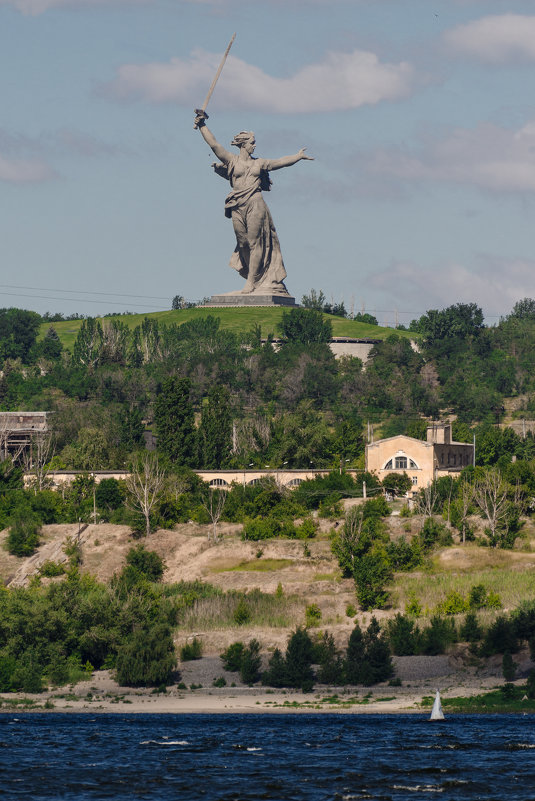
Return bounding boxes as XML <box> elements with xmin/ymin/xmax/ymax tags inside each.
<box><xmin>231</xmin><ymin>131</ymin><xmax>255</xmax><ymax>153</ymax></box>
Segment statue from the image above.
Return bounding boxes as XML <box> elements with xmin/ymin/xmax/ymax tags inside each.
<box><xmin>194</xmin><ymin>109</ymin><xmax>313</xmax><ymax>295</ymax></box>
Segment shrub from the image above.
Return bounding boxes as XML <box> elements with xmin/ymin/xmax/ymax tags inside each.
<box><xmin>241</xmin><ymin>517</ymin><xmax>280</xmax><ymax>541</ymax></box>
<box><xmin>305</xmin><ymin>603</ymin><xmax>322</xmax><ymax>628</ymax></box>
<box><xmin>296</xmin><ymin>518</ymin><xmax>318</xmax><ymax>540</ymax></box>
<box><xmin>240</xmin><ymin>639</ymin><xmax>262</xmax><ymax>684</ymax></box>
<box><xmin>262</xmin><ymin>648</ymin><xmax>287</xmax><ymax>688</ymax></box>
<box><xmin>314</xmin><ymin>632</ymin><xmax>344</xmax><ymax>685</ymax></box>
<box><xmin>7</xmin><ymin>511</ymin><xmax>41</xmax><ymax>556</ymax></box>
<box><xmin>220</xmin><ymin>642</ymin><xmax>245</xmax><ymax>672</ymax></box>
<box><xmin>482</xmin><ymin>616</ymin><xmax>519</xmax><ymax>656</ymax></box>
<box><xmin>420</xmin><ymin>616</ymin><xmax>456</xmax><ymax>655</ymax></box>
<box><xmin>233</xmin><ymin>598</ymin><xmax>251</xmax><ymax>625</ymax></box>
<box><xmin>212</xmin><ymin>676</ymin><xmax>227</xmax><ymax>688</ymax></box>
<box><xmin>283</xmin><ymin>628</ymin><xmax>315</xmax><ymax>690</ymax></box>
<box><xmin>125</xmin><ymin>545</ymin><xmax>165</xmax><ymax>582</ymax></box>
<box><xmin>180</xmin><ymin>637</ymin><xmax>203</xmax><ymax>661</ymax></box>
<box><xmin>405</xmin><ymin>592</ymin><xmax>422</xmax><ymax>617</ymax></box>
<box><xmin>38</xmin><ymin>560</ymin><xmax>66</xmax><ymax>578</ymax></box>
<box><xmin>441</xmin><ymin>591</ymin><xmax>468</xmax><ymax>616</ymax></box>
<box><xmin>353</xmin><ymin>550</ymin><xmax>392</xmax><ymax>611</ymax></box>
<box><xmin>346</xmin><ymin>604</ymin><xmax>356</xmax><ymax>618</ymax></box>
<box><xmin>459</xmin><ymin>611</ymin><xmax>482</xmax><ymax>643</ymax></box>
<box><xmin>116</xmin><ymin>625</ymin><xmax>177</xmax><ymax>687</ymax></box>
<box><xmin>502</xmin><ymin>651</ymin><xmax>517</xmax><ymax>682</ymax></box>
<box><xmin>387</xmin><ymin>614</ymin><xmax>420</xmax><ymax>656</ymax></box>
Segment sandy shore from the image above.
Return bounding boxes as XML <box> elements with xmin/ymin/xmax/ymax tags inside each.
<box><xmin>0</xmin><ymin>658</ymin><xmax>519</xmax><ymax>715</ymax></box>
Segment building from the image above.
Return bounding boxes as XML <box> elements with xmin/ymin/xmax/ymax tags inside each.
<box><xmin>365</xmin><ymin>422</ymin><xmax>474</xmax><ymax>493</ymax></box>
<box><xmin>0</xmin><ymin>411</ymin><xmax>49</xmax><ymax>463</ymax></box>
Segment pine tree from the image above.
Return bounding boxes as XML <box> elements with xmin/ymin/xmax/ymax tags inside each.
<box><xmin>345</xmin><ymin>622</ymin><xmax>365</xmax><ymax>685</ymax></box>
<box><xmin>197</xmin><ymin>384</ymin><xmax>232</xmax><ymax>468</ymax></box>
<box><xmin>154</xmin><ymin>376</ymin><xmax>196</xmax><ymax>465</ymax></box>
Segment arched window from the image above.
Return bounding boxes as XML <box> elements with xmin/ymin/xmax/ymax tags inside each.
<box><xmin>287</xmin><ymin>478</ymin><xmax>303</xmax><ymax>487</ymax></box>
<box><xmin>209</xmin><ymin>478</ymin><xmax>228</xmax><ymax>487</ymax></box>
<box><xmin>384</xmin><ymin>459</ymin><xmax>393</xmax><ymax>470</ymax></box>
<box><xmin>409</xmin><ymin>459</ymin><xmax>419</xmax><ymax>469</ymax></box>
<box><xmin>247</xmin><ymin>478</ymin><xmax>263</xmax><ymax>486</ymax></box>
<box><xmin>394</xmin><ymin>456</ymin><xmax>407</xmax><ymax>470</ymax></box>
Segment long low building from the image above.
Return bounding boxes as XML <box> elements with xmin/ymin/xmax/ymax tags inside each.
<box><xmin>26</xmin><ymin>467</ymin><xmax>364</xmax><ymax>492</ymax></box>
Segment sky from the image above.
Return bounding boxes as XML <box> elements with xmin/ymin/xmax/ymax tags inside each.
<box><xmin>2</xmin><ymin>0</ymin><xmax>535</xmax><ymax>326</ymax></box>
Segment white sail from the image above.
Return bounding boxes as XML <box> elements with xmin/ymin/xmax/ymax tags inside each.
<box><xmin>430</xmin><ymin>689</ymin><xmax>445</xmax><ymax>721</ymax></box>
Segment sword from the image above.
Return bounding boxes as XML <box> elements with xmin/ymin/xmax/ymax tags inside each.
<box><xmin>194</xmin><ymin>33</ymin><xmax>236</xmax><ymax>129</ymax></box>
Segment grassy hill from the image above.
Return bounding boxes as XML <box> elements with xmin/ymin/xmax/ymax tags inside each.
<box><xmin>39</xmin><ymin>307</ymin><xmax>417</xmax><ymax>352</ymax></box>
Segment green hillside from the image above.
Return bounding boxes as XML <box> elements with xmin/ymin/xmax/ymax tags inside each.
<box><xmin>39</xmin><ymin>306</ymin><xmax>416</xmax><ymax>352</ymax></box>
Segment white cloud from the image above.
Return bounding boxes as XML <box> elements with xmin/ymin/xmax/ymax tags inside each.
<box><xmin>104</xmin><ymin>48</ymin><xmax>415</xmax><ymax>113</ymax></box>
<box><xmin>444</xmin><ymin>14</ymin><xmax>535</xmax><ymax>63</ymax></box>
<box><xmin>366</xmin><ymin>120</ymin><xmax>535</xmax><ymax>194</ymax></box>
<box><xmin>368</xmin><ymin>256</ymin><xmax>535</xmax><ymax>319</ymax></box>
<box><xmin>0</xmin><ymin>155</ymin><xmax>56</xmax><ymax>183</ymax></box>
<box><xmin>0</xmin><ymin>0</ymin><xmax>150</xmax><ymax>14</ymax></box>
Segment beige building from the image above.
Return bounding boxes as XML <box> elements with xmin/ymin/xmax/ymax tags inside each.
<box><xmin>365</xmin><ymin>422</ymin><xmax>474</xmax><ymax>493</ymax></box>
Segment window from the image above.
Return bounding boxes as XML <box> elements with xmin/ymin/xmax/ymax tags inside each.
<box><xmin>411</xmin><ymin>476</ymin><xmax>418</xmax><ymax>485</ymax></box>
<box><xmin>395</xmin><ymin>456</ymin><xmax>407</xmax><ymax>470</ymax></box>
<box><xmin>209</xmin><ymin>478</ymin><xmax>228</xmax><ymax>487</ymax></box>
<box><xmin>287</xmin><ymin>478</ymin><xmax>303</xmax><ymax>487</ymax></box>
<box><xmin>409</xmin><ymin>459</ymin><xmax>419</xmax><ymax>469</ymax></box>
<box><xmin>384</xmin><ymin>459</ymin><xmax>393</xmax><ymax>470</ymax></box>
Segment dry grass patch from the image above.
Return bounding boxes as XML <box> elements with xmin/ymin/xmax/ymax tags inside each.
<box><xmin>177</xmin><ymin>592</ymin><xmax>303</xmax><ymax>630</ymax></box>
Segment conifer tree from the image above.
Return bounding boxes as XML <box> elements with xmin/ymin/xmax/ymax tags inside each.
<box><xmin>154</xmin><ymin>376</ymin><xmax>196</xmax><ymax>465</ymax></box>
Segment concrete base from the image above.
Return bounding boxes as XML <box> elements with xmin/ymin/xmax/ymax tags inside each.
<box><xmin>206</xmin><ymin>291</ymin><xmax>297</xmax><ymax>307</ymax></box>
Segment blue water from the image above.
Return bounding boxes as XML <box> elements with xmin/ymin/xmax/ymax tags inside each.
<box><xmin>0</xmin><ymin>713</ymin><xmax>534</xmax><ymax>800</ymax></box>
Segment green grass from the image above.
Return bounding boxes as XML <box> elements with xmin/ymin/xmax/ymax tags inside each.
<box><xmin>421</xmin><ymin>685</ymin><xmax>535</xmax><ymax>714</ymax></box>
<box><xmin>213</xmin><ymin>558</ymin><xmax>294</xmax><ymax>573</ymax></box>
<box><xmin>39</xmin><ymin>307</ymin><xmax>417</xmax><ymax>352</ymax></box>
<box><xmin>392</xmin><ymin>566</ymin><xmax>535</xmax><ymax>614</ymax></box>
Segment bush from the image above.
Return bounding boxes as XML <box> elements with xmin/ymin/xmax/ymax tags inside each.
<box><xmin>502</xmin><ymin>651</ymin><xmax>517</xmax><ymax>682</ymax></box>
<box><xmin>233</xmin><ymin>598</ymin><xmax>251</xmax><ymax>625</ymax></box>
<box><xmin>38</xmin><ymin>560</ymin><xmax>66</xmax><ymax>578</ymax></box>
<box><xmin>420</xmin><ymin>616</ymin><xmax>456</xmax><ymax>655</ymax></box>
<box><xmin>116</xmin><ymin>625</ymin><xmax>176</xmax><ymax>687</ymax></box>
<box><xmin>459</xmin><ymin>611</ymin><xmax>482</xmax><ymax>643</ymax></box>
<box><xmin>440</xmin><ymin>591</ymin><xmax>468</xmax><ymax>616</ymax></box>
<box><xmin>240</xmin><ymin>639</ymin><xmax>262</xmax><ymax>684</ymax></box>
<box><xmin>305</xmin><ymin>603</ymin><xmax>322</xmax><ymax>628</ymax></box>
<box><xmin>353</xmin><ymin>550</ymin><xmax>392</xmax><ymax>610</ymax></box>
<box><xmin>262</xmin><ymin>648</ymin><xmax>287</xmax><ymax>688</ymax></box>
<box><xmin>313</xmin><ymin>632</ymin><xmax>344</xmax><ymax>685</ymax></box>
<box><xmin>387</xmin><ymin>614</ymin><xmax>420</xmax><ymax>656</ymax></box>
<box><xmin>7</xmin><ymin>511</ymin><xmax>41</xmax><ymax>556</ymax></box>
<box><xmin>482</xmin><ymin>616</ymin><xmax>519</xmax><ymax>656</ymax></box>
<box><xmin>180</xmin><ymin>637</ymin><xmax>203</xmax><ymax>661</ymax></box>
<box><xmin>125</xmin><ymin>545</ymin><xmax>165</xmax><ymax>582</ymax></box>
<box><xmin>221</xmin><ymin>642</ymin><xmax>245</xmax><ymax>672</ymax></box>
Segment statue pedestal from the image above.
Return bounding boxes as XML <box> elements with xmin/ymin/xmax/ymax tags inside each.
<box><xmin>206</xmin><ymin>291</ymin><xmax>297</xmax><ymax>307</ymax></box>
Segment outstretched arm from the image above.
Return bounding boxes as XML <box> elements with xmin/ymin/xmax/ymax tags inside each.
<box><xmin>194</xmin><ymin>110</ymin><xmax>232</xmax><ymax>164</ymax></box>
<box><xmin>264</xmin><ymin>148</ymin><xmax>314</xmax><ymax>171</ymax></box>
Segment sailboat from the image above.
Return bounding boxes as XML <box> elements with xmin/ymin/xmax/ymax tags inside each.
<box><xmin>429</xmin><ymin>689</ymin><xmax>445</xmax><ymax>721</ymax></box>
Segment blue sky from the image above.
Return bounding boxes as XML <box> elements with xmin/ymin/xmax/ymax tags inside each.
<box><xmin>2</xmin><ymin>0</ymin><xmax>535</xmax><ymax>325</ymax></box>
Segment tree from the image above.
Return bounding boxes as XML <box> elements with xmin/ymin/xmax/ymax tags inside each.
<box><xmin>126</xmin><ymin>453</ymin><xmax>166</xmax><ymax>536</ymax></box>
<box><xmin>73</xmin><ymin>317</ymin><xmax>103</xmax><ymax>370</ymax></box>
<box><xmin>284</xmin><ymin>627</ymin><xmax>315</xmax><ymax>690</ymax></box>
<box><xmin>278</xmin><ymin>308</ymin><xmax>332</xmax><ymax>344</ymax></box>
<box><xmin>345</xmin><ymin>622</ymin><xmax>366</xmax><ymax>684</ymax></box>
<box><xmin>382</xmin><ymin>471</ymin><xmax>412</xmax><ymax>497</ymax></box>
<box><xmin>473</xmin><ymin>468</ymin><xmax>512</xmax><ymax>547</ymax></box>
<box><xmin>0</xmin><ymin>308</ymin><xmax>42</xmax><ymax>363</ymax></box>
<box><xmin>115</xmin><ymin>624</ymin><xmax>176</xmax><ymax>687</ymax></box>
<box><xmin>197</xmin><ymin>385</ymin><xmax>232</xmax><ymax>468</ymax></box>
<box><xmin>353</xmin><ymin>549</ymin><xmax>393</xmax><ymax>610</ymax></box>
<box><xmin>201</xmin><ymin>489</ymin><xmax>227</xmax><ymax>543</ymax></box>
<box><xmin>154</xmin><ymin>376</ymin><xmax>196</xmax><ymax>466</ymax></box>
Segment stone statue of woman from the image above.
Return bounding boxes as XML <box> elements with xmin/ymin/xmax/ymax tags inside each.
<box><xmin>194</xmin><ymin>109</ymin><xmax>313</xmax><ymax>295</ymax></box>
